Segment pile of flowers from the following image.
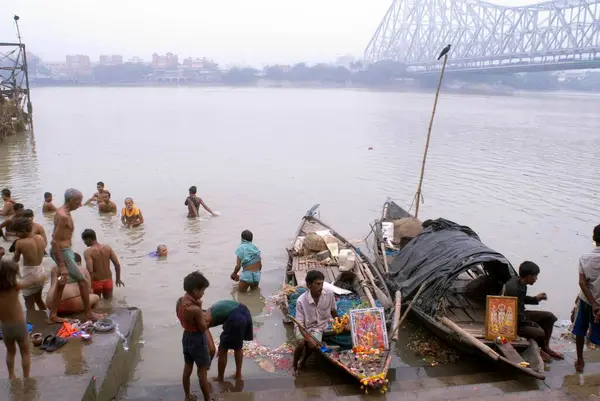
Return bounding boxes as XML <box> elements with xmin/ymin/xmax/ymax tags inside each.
<box><xmin>495</xmin><ymin>336</ymin><xmax>508</xmax><ymax>344</ymax></box>
<box><xmin>360</xmin><ymin>372</ymin><xmax>389</xmax><ymax>394</ymax></box>
<box><xmin>331</xmin><ymin>314</ymin><xmax>349</xmax><ymax>334</ymax></box>
<box><xmin>352</xmin><ymin>345</ymin><xmax>383</xmax><ymax>356</ymax></box>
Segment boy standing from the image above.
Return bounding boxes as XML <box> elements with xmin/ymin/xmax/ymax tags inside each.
<box><xmin>12</xmin><ymin>217</ymin><xmax>47</xmax><ymax>311</ymax></box>
<box><xmin>0</xmin><ymin>259</ymin><xmax>47</xmax><ymax>379</ymax></box>
<box><xmin>82</xmin><ymin>229</ymin><xmax>124</xmax><ymax>299</ymax></box>
<box><xmin>177</xmin><ymin>271</ymin><xmax>214</xmax><ymax>401</ymax></box>
<box><xmin>504</xmin><ymin>261</ymin><xmax>563</xmax><ymax>362</ymax></box>
<box><xmin>573</xmin><ymin>224</ymin><xmax>600</xmax><ymax>372</ymax></box>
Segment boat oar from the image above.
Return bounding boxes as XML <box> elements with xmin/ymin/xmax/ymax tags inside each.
<box><xmin>287</xmin><ymin>315</ymin><xmax>326</xmax><ymax>347</ymax></box>
<box><xmin>360</xmin><ymin>262</ymin><xmax>393</xmax><ymax>308</ymax></box>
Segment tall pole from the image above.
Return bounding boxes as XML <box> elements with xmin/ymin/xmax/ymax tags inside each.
<box><xmin>414</xmin><ymin>54</ymin><xmax>448</xmax><ymax>219</ymax></box>
<box><xmin>14</xmin><ymin>15</ymin><xmax>33</xmax><ymax>131</ymax></box>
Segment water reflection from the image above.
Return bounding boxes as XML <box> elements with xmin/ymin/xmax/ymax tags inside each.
<box><xmin>62</xmin><ymin>340</ymin><xmax>89</xmax><ymax>376</ymax></box>
<box><xmin>8</xmin><ymin>377</ymin><xmax>39</xmax><ymax>401</ymax></box>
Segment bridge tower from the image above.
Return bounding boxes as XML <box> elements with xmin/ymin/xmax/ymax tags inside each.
<box><xmin>364</xmin><ymin>0</ymin><xmax>600</xmax><ymax>73</ymax></box>
<box><xmin>1</xmin><ymin>15</ymin><xmax>34</xmax><ymax>137</ymax></box>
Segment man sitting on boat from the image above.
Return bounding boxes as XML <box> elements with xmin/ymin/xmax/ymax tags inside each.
<box><xmin>504</xmin><ymin>261</ymin><xmax>563</xmax><ymax>362</ymax></box>
<box><xmin>293</xmin><ymin>269</ymin><xmax>338</xmax><ymax>375</ymax></box>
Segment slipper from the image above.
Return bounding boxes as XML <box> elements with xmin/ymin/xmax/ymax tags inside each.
<box><xmin>31</xmin><ymin>333</ymin><xmax>43</xmax><ymax>347</ymax></box>
<box><xmin>46</xmin><ymin>336</ymin><xmax>68</xmax><ymax>353</ymax></box>
<box><xmin>40</xmin><ymin>335</ymin><xmax>55</xmax><ymax>350</ymax></box>
<box><xmin>94</xmin><ymin>318</ymin><xmax>116</xmax><ymax>333</ymax></box>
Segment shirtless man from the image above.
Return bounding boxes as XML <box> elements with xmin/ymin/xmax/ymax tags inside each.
<box><xmin>98</xmin><ymin>192</ymin><xmax>117</xmax><ymax>214</ymax></box>
<box><xmin>185</xmin><ymin>186</ymin><xmax>216</xmax><ymax>218</ymax></box>
<box><xmin>23</xmin><ymin>209</ymin><xmax>47</xmax><ymax>247</ymax></box>
<box><xmin>12</xmin><ymin>217</ymin><xmax>47</xmax><ymax>311</ymax></box>
<box><xmin>0</xmin><ymin>203</ymin><xmax>24</xmax><ymax>241</ymax></box>
<box><xmin>0</xmin><ymin>188</ymin><xmax>15</xmax><ymax>217</ymax></box>
<box><xmin>84</xmin><ymin>181</ymin><xmax>108</xmax><ymax>206</ymax></box>
<box><xmin>46</xmin><ymin>253</ymin><xmax>99</xmax><ymax>315</ymax></box>
<box><xmin>82</xmin><ymin>229</ymin><xmax>124</xmax><ymax>299</ymax></box>
<box><xmin>48</xmin><ymin>188</ymin><xmax>104</xmax><ymax>323</ymax></box>
<box><xmin>42</xmin><ymin>192</ymin><xmax>57</xmax><ymax>213</ymax></box>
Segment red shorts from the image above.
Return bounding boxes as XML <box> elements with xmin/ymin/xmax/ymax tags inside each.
<box><xmin>92</xmin><ymin>278</ymin><xmax>113</xmax><ymax>294</ymax></box>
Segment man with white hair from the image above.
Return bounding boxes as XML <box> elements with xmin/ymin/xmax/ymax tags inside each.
<box><xmin>48</xmin><ymin>188</ymin><xmax>105</xmax><ymax>323</ymax></box>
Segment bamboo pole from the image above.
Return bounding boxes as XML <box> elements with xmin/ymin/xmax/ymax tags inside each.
<box><xmin>361</xmin><ymin>262</ymin><xmax>393</xmax><ymax>308</ymax></box>
<box><xmin>354</xmin><ymin>262</ymin><xmax>376</xmax><ymax>307</ymax></box>
<box><xmin>441</xmin><ymin>317</ymin><xmax>500</xmax><ymax>361</ymax></box>
<box><xmin>380</xmin><ymin>243</ymin><xmax>389</xmax><ymax>273</ymax></box>
<box><xmin>414</xmin><ymin>54</ymin><xmax>449</xmax><ymax>219</ymax></box>
<box><xmin>381</xmin><ymin>291</ymin><xmax>402</xmax><ymax>373</ymax></box>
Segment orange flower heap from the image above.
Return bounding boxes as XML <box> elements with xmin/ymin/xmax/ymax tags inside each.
<box><xmin>331</xmin><ymin>314</ymin><xmax>349</xmax><ymax>334</ymax></box>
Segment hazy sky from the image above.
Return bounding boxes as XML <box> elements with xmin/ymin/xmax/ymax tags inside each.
<box><xmin>2</xmin><ymin>0</ymin><xmax>539</xmax><ymax>66</ymax></box>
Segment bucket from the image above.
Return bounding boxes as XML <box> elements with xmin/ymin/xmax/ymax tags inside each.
<box><xmin>382</xmin><ymin>222</ymin><xmax>394</xmax><ymax>240</ymax></box>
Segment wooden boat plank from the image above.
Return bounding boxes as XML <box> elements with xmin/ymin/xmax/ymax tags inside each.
<box><xmin>329</xmin><ymin>265</ymin><xmax>340</xmax><ymax>282</ymax></box>
<box><xmin>294</xmin><ymin>270</ymin><xmax>307</xmax><ymax>287</ymax></box>
<box><xmin>496</xmin><ymin>342</ymin><xmax>525</xmax><ymax>364</ymax></box>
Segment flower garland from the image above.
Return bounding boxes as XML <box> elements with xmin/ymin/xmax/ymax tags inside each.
<box><xmin>360</xmin><ymin>373</ymin><xmax>389</xmax><ymax>394</ymax></box>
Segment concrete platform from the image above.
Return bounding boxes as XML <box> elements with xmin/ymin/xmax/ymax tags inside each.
<box><xmin>0</xmin><ymin>307</ymin><xmax>143</xmax><ymax>401</ymax></box>
<box><xmin>120</xmin><ymin>350</ymin><xmax>600</xmax><ymax>401</ymax></box>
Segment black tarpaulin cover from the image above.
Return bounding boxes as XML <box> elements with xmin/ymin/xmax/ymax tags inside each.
<box><xmin>386</xmin><ymin>218</ymin><xmax>517</xmax><ymax>311</ymax></box>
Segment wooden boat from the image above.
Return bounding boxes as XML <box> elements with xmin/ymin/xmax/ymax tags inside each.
<box><xmin>374</xmin><ymin>212</ymin><xmax>546</xmax><ymax>380</ymax></box>
<box><xmin>281</xmin><ymin>204</ymin><xmax>401</xmax><ymax>391</ymax></box>
<box><xmin>371</xmin><ymin>198</ymin><xmax>417</xmax><ymax>275</ymax></box>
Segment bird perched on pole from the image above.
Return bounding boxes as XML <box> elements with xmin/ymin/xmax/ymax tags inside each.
<box><xmin>437</xmin><ymin>44</ymin><xmax>451</xmax><ymax>60</ymax></box>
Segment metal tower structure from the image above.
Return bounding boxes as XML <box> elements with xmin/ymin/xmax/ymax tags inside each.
<box><xmin>1</xmin><ymin>16</ymin><xmax>33</xmax><ymax>133</ymax></box>
<box><xmin>364</xmin><ymin>0</ymin><xmax>600</xmax><ymax>73</ymax></box>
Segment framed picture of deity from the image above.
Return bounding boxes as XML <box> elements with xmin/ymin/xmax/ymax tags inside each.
<box><xmin>484</xmin><ymin>296</ymin><xmax>518</xmax><ymax>341</ymax></box>
<box><xmin>349</xmin><ymin>307</ymin><xmax>389</xmax><ymax>350</ymax></box>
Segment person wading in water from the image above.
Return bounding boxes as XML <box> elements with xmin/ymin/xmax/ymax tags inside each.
<box><xmin>48</xmin><ymin>189</ymin><xmax>105</xmax><ymax>323</ymax></box>
<box><xmin>185</xmin><ymin>186</ymin><xmax>217</xmax><ymax>218</ymax></box>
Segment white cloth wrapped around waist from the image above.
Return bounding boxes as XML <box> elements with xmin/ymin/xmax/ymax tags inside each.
<box><xmin>20</xmin><ymin>263</ymin><xmax>45</xmax><ymax>297</ymax></box>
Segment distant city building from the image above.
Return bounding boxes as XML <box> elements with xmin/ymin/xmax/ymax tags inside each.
<box><xmin>65</xmin><ymin>54</ymin><xmax>91</xmax><ymax>69</ymax></box>
<box><xmin>152</xmin><ymin>52</ymin><xmax>178</xmax><ymax>69</ymax></box>
<box><xmin>99</xmin><ymin>55</ymin><xmax>123</xmax><ymax>65</ymax></box>
<box><xmin>182</xmin><ymin>57</ymin><xmax>218</xmax><ymax>70</ymax></box>
<box><xmin>128</xmin><ymin>56</ymin><xmax>144</xmax><ymax>64</ymax></box>
<box><xmin>336</xmin><ymin>54</ymin><xmax>356</xmax><ymax>69</ymax></box>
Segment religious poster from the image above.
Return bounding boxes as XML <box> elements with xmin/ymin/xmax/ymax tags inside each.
<box><xmin>349</xmin><ymin>307</ymin><xmax>388</xmax><ymax>350</ymax></box>
<box><xmin>485</xmin><ymin>296</ymin><xmax>518</xmax><ymax>341</ymax></box>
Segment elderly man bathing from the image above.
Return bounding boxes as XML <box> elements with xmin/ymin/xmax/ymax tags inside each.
<box><xmin>48</xmin><ymin>189</ymin><xmax>105</xmax><ymax>323</ymax></box>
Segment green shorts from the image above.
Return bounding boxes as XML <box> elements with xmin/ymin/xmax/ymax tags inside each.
<box><xmin>50</xmin><ymin>248</ymin><xmax>85</xmax><ymax>284</ymax></box>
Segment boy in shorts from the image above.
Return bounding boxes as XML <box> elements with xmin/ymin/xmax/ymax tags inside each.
<box><xmin>204</xmin><ymin>300</ymin><xmax>253</xmax><ymax>381</ymax></box>
<box><xmin>176</xmin><ymin>271</ymin><xmax>214</xmax><ymax>401</ymax></box>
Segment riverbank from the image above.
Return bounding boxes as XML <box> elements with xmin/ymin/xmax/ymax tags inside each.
<box><xmin>0</xmin><ymin>307</ymin><xmax>143</xmax><ymax>401</ymax></box>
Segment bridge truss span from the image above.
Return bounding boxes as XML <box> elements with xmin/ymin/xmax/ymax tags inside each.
<box><xmin>364</xmin><ymin>0</ymin><xmax>600</xmax><ymax>72</ymax></box>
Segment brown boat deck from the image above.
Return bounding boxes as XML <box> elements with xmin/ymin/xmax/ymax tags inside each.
<box><xmin>292</xmin><ymin>256</ymin><xmax>341</xmax><ymax>286</ymax></box>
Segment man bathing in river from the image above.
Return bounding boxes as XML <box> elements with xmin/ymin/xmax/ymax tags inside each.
<box><xmin>185</xmin><ymin>186</ymin><xmax>216</xmax><ymax>218</ymax></box>
<box><xmin>230</xmin><ymin>230</ymin><xmax>262</xmax><ymax>292</ymax></box>
<box><xmin>23</xmin><ymin>209</ymin><xmax>47</xmax><ymax>247</ymax></box>
<box><xmin>293</xmin><ymin>270</ymin><xmax>338</xmax><ymax>375</ymax></box>
<box><xmin>84</xmin><ymin>181</ymin><xmax>109</xmax><ymax>206</ymax></box>
<box><xmin>0</xmin><ymin>203</ymin><xmax>24</xmax><ymax>242</ymax></box>
<box><xmin>177</xmin><ymin>271</ymin><xmax>215</xmax><ymax>401</ymax></box>
<box><xmin>572</xmin><ymin>224</ymin><xmax>600</xmax><ymax>373</ymax></box>
<box><xmin>12</xmin><ymin>217</ymin><xmax>47</xmax><ymax>312</ymax></box>
<box><xmin>1</xmin><ymin>188</ymin><xmax>15</xmax><ymax>217</ymax></box>
<box><xmin>121</xmin><ymin>197</ymin><xmax>144</xmax><ymax>228</ymax></box>
<box><xmin>82</xmin><ymin>229</ymin><xmax>124</xmax><ymax>299</ymax></box>
<box><xmin>42</xmin><ymin>192</ymin><xmax>57</xmax><ymax>213</ymax></box>
<box><xmin>46</xmin><ymin>253</ymin><xmax>99</xmax><ymax>315</ymax></box>
<box><xmin>504</xmin><ymin>261</ymin><xmax>563</xmax><ymax>362</ymax></box>
<box><xmin>0</xmin><ymin>259</ymin><xmax>47</xmax><ymax>379</ymax></box>
<box><xmin>48</xmin><ymin>188</ymin><xmax>105</xmax><ymax>323</ymax></box>
<box><xmin>98</xmin><ymin>191</ymin><xmax>117</xmax><ymax>214</ymax></box>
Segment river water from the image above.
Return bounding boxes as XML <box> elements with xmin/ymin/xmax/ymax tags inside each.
<box><xmin>0</xmin><ymin>87</ymin><xmax>598</xmax><ymax>386</ymax></box>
